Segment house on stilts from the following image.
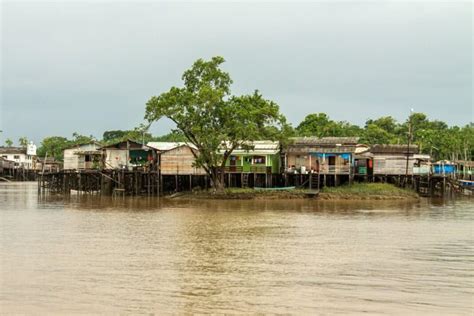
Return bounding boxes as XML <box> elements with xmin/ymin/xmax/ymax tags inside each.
<box><xmin>284</xmin><ymin>137</ymin><xmax>359</xmax><ymax>188</ymax></box>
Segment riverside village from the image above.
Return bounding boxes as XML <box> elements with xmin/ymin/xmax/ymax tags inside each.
<box><xmin>1</xmin><ymin>136</ymin><xmax>472</xmax><ymax>199</ymax></box>
<box><xmin>1</xmin><ymin>57</ymin><xmax>473</xmax><ymax>200</ymax></box>
<box><xmin>2</xmin><ymin>2</ymin><xmax>473</xmax><ymax>314</ymax></box>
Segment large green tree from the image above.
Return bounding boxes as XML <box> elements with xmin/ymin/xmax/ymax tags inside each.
<box><xmin>145</xmin><ymin>56</ymin><xmax>287</xmax><ymax>191</ymax></box>
<box><xmin>37</xmin><ymin>136</ymin><xmax>70</xmax><ymax>161</ymax></box>
<box><xmin>296</xmin><ymin>113</ymin><xmax>362</xmax><ymax>137</ymax></box>
<box><xmin>71</xmin><ymin>132</ymin><xmax>96</xmax><ymax>145</ymax></box>
<box><xmin>102</xmin><ymin>125</ymin><xmax>154</xmax><ymax>145</ymax></box>
<box><xmin>153</xmin><ymin>131</ymin><xmax>187</xmax><ymax>142</ymax></box>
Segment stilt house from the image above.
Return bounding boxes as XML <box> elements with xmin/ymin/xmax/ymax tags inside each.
<box><xmin>36</xmin><ymin>157</ymin><xmax>62</xmax><ymax>172</ymax></box>
<box><xmin>285</xmin><ymin>137</ymin><xmax>359</xmax><ymax>175</ymax></box>
<box><xmin>147</xmin><ymin>142</ymin><xmax>206</xmax><ymax>175</ymax></box>
<box><xmin>353</xmin><ymin>144</ymin><xmax>374</xmax><ymax>177</ymax></box>
<box><xmin>101</xmin><ymin>140</ymin><xmax>159</xmax><ymax>171</ymax></box>
<box><xmin>222</xmin><ymin>141</ymin><xmax>280</xmax><ymax>188</ymax></box>
<box><xmin>455</xmin><ymin>160</ymin><xmax>473</xmax><ymax>180</ymax></box>
<box><xmin>63</xmin><ymin>142</ymin><xmax>102</xmax><ymax>170</ymax></box>
<box><xmin>432</xmin><ymin>160</ymin><xmax>456</xmax><ymax>178</ymax></box>
<box><xmin>413</xmin><ymin>154</ymin><xmax>431</xmax><ymax>175</ymax></box>
<box><xmin>370</xmin><ymin>144</ymin><xmax>418</xmax><ymax>175</ymax></box>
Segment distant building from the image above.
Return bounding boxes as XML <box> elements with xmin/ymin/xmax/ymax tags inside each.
<box><xmin>0</xmin><ymin>142</ymin><xmax>37</xmax><ymax>170</ymax></box>
<box><xmin>455</xmin><ymin>160</ymin><xmax>473</xmax><ymax>180</ymax></box>
<box><xmin>36</xmin><ymin>157</ymin><xmax>62</xmax><ymax>173</ymax></box>
<box><xmin>0</xmin><ymin>157</ymin><xmax>15</xmax><ymax>174</ymax></box>
<box><xmin>63</xmin><ymin>142</ymin><xmax>102</xmax><ymax>170</ymax></box>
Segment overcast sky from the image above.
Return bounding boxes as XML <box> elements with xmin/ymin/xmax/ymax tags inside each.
<box><xmin>1</xmin><ymin>1</ymin><xmax>472</xmax><ymax>145</ymax></box>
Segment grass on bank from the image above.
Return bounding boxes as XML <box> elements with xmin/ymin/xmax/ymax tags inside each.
<box><xmin>321</xmin><ymin>183</ymin><xmax>418</xmax><ymax>199</ymax></box>
<box><xmin>174</xmin><ymin>183</ymin><xmax>418</xmax><ymax>200</ymax></box>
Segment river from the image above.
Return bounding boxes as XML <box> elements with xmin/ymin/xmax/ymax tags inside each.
<box><xmin>0</xmin><ymin>182</ymin><xmax>472</xmax><ymax>314</ymax></box>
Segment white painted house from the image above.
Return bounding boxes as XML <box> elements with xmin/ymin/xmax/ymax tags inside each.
<box><xmin>63</xmin><ymin>142</ymin><xmax>102</xmax><ymax>170</ymax></box>
<box><xmin>0</xmin><ymin>142</ymin><xmax>37</xmax><ymax>170</ymax></box>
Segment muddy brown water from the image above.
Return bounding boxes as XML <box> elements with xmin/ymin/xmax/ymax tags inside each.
<box><xmin>1</xmin><ymin>182</ymin><xmax>473</xmax><ymax>314</ymax></box>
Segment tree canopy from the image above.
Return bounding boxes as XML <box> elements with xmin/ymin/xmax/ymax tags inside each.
<box><xmin>36</xmin><ymin>136</ymin><xmax>70</xmax><ymax>161</ymax></box>
<box><xmin>296</xmin><ymin>113</ymin><xmax>362</xmax><ymax>138</ymax></box>
<box><xmin>18</xmin><ymin>137</ymin><xmax>28</xmax><ymax>147</ymax></box>
<box><xmin>145</xmin><ymin>56</ymin><xmax>287</xmax><ymax>190</ymax></box>
<box><xmin>4</xmin><ymin>139</ymin><xmax>13</xmax><ymax>147</ymax></box>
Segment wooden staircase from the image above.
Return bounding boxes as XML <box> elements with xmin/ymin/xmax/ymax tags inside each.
<box><xmin>242</xmin><ymin>174</ymin><xmax>249</xmax><ymax>188</ymax></box>
<box><xmin>309</xmin><ymin>173</ymin><xmax>319</xmax><ymax>190</ymax></box>
<box><xmin>417</xmin><ymin>177</ymin><xmax>430</xmax><ymax>196</ymax></box>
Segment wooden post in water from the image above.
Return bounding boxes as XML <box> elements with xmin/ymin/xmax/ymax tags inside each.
<box><xmin>159</xmin><ymin>173</ymin><xmax>163</xmax><ymax>195</ymax></box>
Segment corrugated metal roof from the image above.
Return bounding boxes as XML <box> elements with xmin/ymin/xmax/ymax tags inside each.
<box><xmin>221</xmin><ymin>141</ymin><xmax>280</xmax><ymax>155</ymax></box>
<box><xmin>286</xmin><ymin>146</ymin><xmax>356</xmax><ymax>154</ymax></box>
<box><xmin>147</xmin><ymin>142</ymin><xmax>197</xmax><ymax>151</ymax></box>
<box><xmin>370</xmin><ymin>144</ymin><xmax>419</xmax><ymax>154</ymax></box>
<box><xmin>101</xmin><ymin>139</ymin><xmax>156</xmax><ymax>150</ymax></box>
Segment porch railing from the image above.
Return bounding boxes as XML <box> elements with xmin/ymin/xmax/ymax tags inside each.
<box><xmin>224</xmin><ymin>166</ymin><xmax>243</xmax><ymax>173</ymax></box>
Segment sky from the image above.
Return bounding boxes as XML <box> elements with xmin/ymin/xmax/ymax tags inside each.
<box><xmin>1</xmin><ymin>1</ymin><xmax>472</xmax><ymax>145</ymax></box>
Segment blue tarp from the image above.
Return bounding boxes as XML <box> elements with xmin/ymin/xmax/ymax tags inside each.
<box><xmin>433</xmin><ymin>165</ymin><xmax>456</xmax><ymax>174</ymax></box>
<box><xmin>311</xmin><ymin>153</ymin><xmax>351</xmax><ymax>160</ymax></box>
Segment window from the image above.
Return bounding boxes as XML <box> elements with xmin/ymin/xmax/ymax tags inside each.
<box><xmin>1</xmin><ymin>155</ymin><xmax>7</xmax><ymax>159</ymax></box>
<box><xmin>253</xmin><ymin>156</ymin><xmax>266</xmax><ymax>164</ymax></box>
<box><xmin>14</xmin><ymin>155</ymin><xmax>20</xmax><ymax>160</ymax></box>
<box><xmin>85</xmin><ymin>155</ymin><xmax>91</xmax><ymax>162</ymax></box>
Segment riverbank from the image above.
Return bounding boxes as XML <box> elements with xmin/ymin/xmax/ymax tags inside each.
<box><xmin>170</xmin><ymin>183</ymin><xmax>419</xmax><ymax>201</ymax></box>
<box><xmin>319</xmin><ymin>183</ymin><xmax>419</xmax><ymax>200</ymax></box>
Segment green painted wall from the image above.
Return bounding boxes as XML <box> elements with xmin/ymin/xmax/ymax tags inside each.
<box><xmin>224</xmin><ymin>154</ymin><xmax>280</xmax><ymax>173</ymax></box>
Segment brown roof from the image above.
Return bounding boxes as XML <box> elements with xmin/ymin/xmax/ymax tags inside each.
<box><xmin>100</xmin><ymin>139</ymin><xmax>158</xmax><ymax>151</ymax></box>
<box><xmin>370</xmin><ymin>144</ymin><xmax>419</xmax><ymax>154</ymax></box>
<box><xmin>37</xmin><ymin>157</ymin><xmax>60</xmax><ymax>164</ymax></box>
<box><xmin>285</xmin><ymin>137</ymin><xmax>359</xmax><ymax>154</ymax></box>
<box><xmin>290</xmin><ymin>137</ymin><xmax>359</xmax><ymax>146</ymax></box>
<box><xmin>0</xmin><ymin>147</ymin><xmax>26</xmax><ymax>154</ymax></box>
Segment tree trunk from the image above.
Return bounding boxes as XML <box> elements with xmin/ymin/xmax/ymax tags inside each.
<box><xmin>209</xmin><ymin>168</ymin><xmax>225</xmax><ymax>193</ymax></box>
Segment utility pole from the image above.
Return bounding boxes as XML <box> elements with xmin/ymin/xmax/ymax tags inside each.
<box><xmin>405</xmin><ymin>109</ymin><xmax>414</xmax><ymax>185</ymax></box>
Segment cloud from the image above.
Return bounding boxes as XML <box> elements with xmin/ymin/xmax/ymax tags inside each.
<box><xmin>1</xmin><ymin>1</ymin><xmax>472</xmax><ymax>144</ymax></box>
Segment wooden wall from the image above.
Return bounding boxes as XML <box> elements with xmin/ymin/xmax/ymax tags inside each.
<box><xmin>373</xmin><ymin>154</ymin><xmax>416</xmax><ymax>175</ymax></box>
<box><xmin>160</xmin><ymin>146</ymin><xmax>206</xmax><ymax>175</ymax></box>
<box><xmin>64</xmin><ymin>144</ymin><xmax>100</xmax><ymax>170</ymax></box>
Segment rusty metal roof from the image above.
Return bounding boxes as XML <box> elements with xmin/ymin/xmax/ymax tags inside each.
<box><xmin>289</xmin><ymin>137</ymin><xmax>359</xmax><ymax>145</ymax></box>
<box><xmin>370</xmin><ymin>144</ymin><xmax>419</xmax><ymax>154</ymax></box>
<box><xmin>285</xmin><ymin>137</ymin><xmax>359</xmax><ymax>153</ymax></box>
<box><xmin>0</xmin><ymin>147</ymin><xmax>27</xmax><ymax>154</ymax></box>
